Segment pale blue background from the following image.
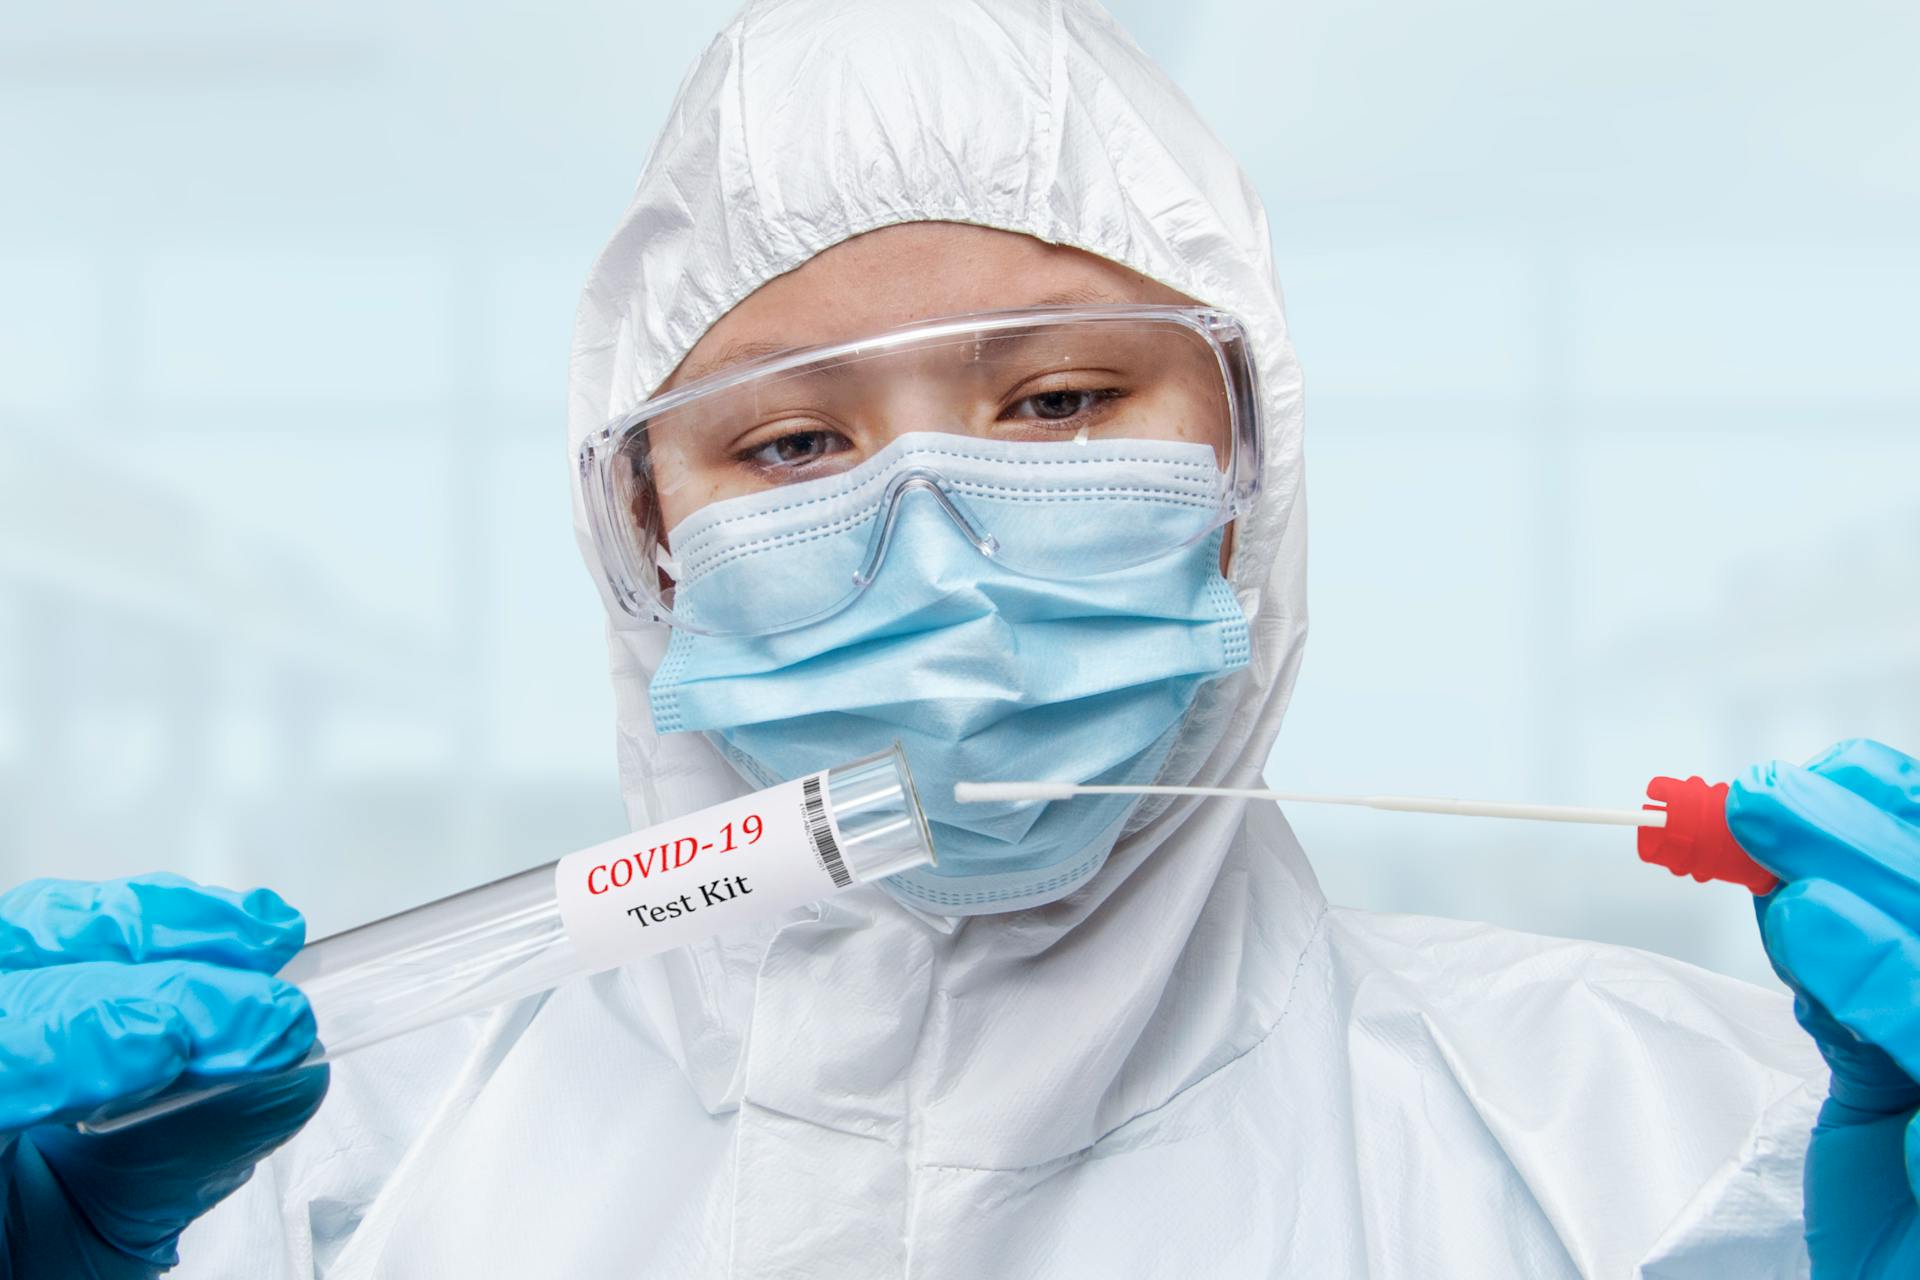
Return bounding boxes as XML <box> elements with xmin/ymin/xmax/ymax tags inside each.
<box><xmin>3</xmin><ymin>1</ymin><xmax>1915</xmax><ymax>986</ymax></box>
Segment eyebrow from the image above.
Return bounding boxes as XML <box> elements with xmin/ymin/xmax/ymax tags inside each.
<box><xmin>666</xmin><ymin>338</ymin><xmax>792</xmax><ymax>391</ymax></box>
<box><xmin>1030</xmin><ymin>286</ymin><xmax>1129</xmax><ymax>307</ymax></box>
<box><xmin>665</xmin><ymin>286</ymin><xmax>1136</xmax><ymax>389</ymax></box>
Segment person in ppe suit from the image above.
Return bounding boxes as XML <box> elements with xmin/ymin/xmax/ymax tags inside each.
<box><xmin>6</xmin><ymin>1</ymin><xmax>1920</xmax><ymax>1276</ymax></box>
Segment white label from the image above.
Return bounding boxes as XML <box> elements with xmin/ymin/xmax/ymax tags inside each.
<box><xmin>554</xmin><ymin>772</ymin><xmax>853</xmax><ymax>971</ymax></box>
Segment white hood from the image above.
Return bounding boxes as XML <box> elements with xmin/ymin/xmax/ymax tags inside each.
<box><xmin>566</xmin><ymin>0</ymin><xmax>1308</xmax><ymax>843</ymax></box>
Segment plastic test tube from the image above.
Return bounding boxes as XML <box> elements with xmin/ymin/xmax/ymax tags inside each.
<box><xmin>83</xmin><ymin>745</ymin><xmax>934</xmax><ymax>1133</ymax></box>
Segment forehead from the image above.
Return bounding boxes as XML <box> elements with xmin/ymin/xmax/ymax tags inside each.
<box><xmin>662</xmin><ymin>222</ymin><xmax>1196</xmax><ymax>392</ymax></box>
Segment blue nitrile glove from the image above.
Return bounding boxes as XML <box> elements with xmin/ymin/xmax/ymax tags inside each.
<box><xmin>0</xmin><ymin>873</ymin><xmax>328</xmax><ymax>1278</ymax></box>
<box><xmin>1731</xmin><ymin>739</ymin><xmax>1920</xmax><ymax>1276</ymax></box>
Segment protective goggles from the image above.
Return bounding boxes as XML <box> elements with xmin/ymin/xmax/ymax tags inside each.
<box><xmin>577</xmin><ymin>305</ymin><xmax>1264</xmax><ymax>635</ymax></box>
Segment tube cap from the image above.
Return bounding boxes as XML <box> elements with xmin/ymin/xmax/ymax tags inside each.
<box><xmin>1639</xmin><ymin>776</ymin><xmax>1779</xmax><ymax>895</ymax></box>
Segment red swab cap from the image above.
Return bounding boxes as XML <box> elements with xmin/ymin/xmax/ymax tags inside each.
<box><xmin>1639</xmin><ymin>776</ymin><xmax>1778</xmax><ymax>895</ymax></box>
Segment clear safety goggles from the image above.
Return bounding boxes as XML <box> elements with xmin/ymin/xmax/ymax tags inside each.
<box><xmin>576</xmin><ymin>305</ymin><xmax>1264</xmax><ymax>635</ymax></box>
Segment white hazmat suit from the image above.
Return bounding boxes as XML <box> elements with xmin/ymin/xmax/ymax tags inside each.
<box><xmin>181</xmin><ymin>0</ymin><xmax>1826</xmax><ymax>1274</ymax></box>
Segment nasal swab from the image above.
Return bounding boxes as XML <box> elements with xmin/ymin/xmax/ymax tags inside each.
<box><xmin>952</xmin><ymin>774</ymin><xmax>1781</xmax><ymax>895</ymax></box>
<box><xmin>952</xmin><ymin>781</ymin><xmax>1666</xmax><ymax>829</ymax></box>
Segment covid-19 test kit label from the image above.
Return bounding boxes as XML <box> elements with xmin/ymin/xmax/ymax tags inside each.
<box><xmin>553</xmin><ymin>772</ymin><xmax>853</xmax><ymax>969</ymax></box>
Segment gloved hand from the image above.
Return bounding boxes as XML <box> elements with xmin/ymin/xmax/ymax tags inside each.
<box><xmin>0</xmin><ymin>873</ymin><xmax>328</xmax><ymax>1278</ymax></box>
<box><xmin>1731</xmin><ymin>739</ymin><xmax>1920</xmax><ymax>1276</ymax></box>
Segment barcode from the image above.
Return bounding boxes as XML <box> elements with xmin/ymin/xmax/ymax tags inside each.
<box><xmin>802</xmin><ymin>773</ymin><xmax>851</xmax><ymax>888</ymax></box>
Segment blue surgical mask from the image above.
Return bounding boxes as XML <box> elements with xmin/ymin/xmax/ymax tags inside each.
<box><xmin>649</xmin><ymin>434</ymin><xmax>1251</xmax><ymax>915</ymax></box>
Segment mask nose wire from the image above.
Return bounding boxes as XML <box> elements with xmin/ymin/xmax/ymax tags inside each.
<box><xmin>851</xmin><ymin>465</ymin><xmax>1001</xmax><ymax>589</ymax></box>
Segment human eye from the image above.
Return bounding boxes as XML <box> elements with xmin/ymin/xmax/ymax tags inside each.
<box><xmin>1001</xmin><ymin>382</ymin><xmax>1126</xmax><ymax>425</ymax></box>
<box><xmin>735</xmin><ymin>425</ymin><xmax>853</xmax><ymax>473</ymax></box>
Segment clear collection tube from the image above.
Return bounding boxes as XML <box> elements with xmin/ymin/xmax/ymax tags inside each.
<box><xmin>83</xmin><ymin>745</ymin><xmax>934</xmax><ymax>1133</ymax></box>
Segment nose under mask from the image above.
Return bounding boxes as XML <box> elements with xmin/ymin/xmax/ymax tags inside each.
<box><xmin>648</xmin><ymin>434</ymin><xmax>1252</xmax><ymax>915</ymax></box>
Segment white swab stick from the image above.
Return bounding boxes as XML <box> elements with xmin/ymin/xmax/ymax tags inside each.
<box><xmin>951</xmin><ymin>781</ymin><xmax>1667</xmax><ymax>829</ymax></box>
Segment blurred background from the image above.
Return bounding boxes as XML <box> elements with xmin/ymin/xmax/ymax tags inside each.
<box><xmin>3</xmin><ymin>0</ymin><xmax>1915</xmax><ymax>986</ymax></box>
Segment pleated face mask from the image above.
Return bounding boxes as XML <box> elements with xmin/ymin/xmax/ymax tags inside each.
<box><xmin>647</xmin><ymin>432</ymin><xmax>1252</xmax><ymax>915</ymax></box>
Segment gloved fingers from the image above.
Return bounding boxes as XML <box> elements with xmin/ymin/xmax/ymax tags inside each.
<box><xmin>24</xmin><ymin>1066</ymin><xmax>330</xmax><ymax>1266</ymax></box>
<box><xmin>0</xmin><ymin>960</ymin><xmax>316</xmax><ymax>1132</ymax></box>
<box><xmin>1730</xmin><ymin>759</ymin><xmax>1920</xmax><ymax>922</ymax></box>
<box><xmin>1909</xmin><ymin>1111</ymin><xmax>1920</xmax><ymax>1208</ymax></box>
<box><xmin>0</xmin><ymin>872</ymin><xmax>305</xmax><ymax>974</ymax></box>
<box><xmin>1797</xmin><ymin>1101</ymin><xmax>1920</xmax><ymax>1269</ymax></box>
<box><xmin>122</xmin><ymin>1057</ymin><xmax>329</xmax><ymax>1169</ymax></box>
<box><xmin>1806</xmin><ymin>739</ymin><xmax>1920</xmax><ymax>826</ymax></box>
<box><xmin>1762</xmin><ymin>878</ymin><xmax>1920</xmax><ymax>1096</ymax></box>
